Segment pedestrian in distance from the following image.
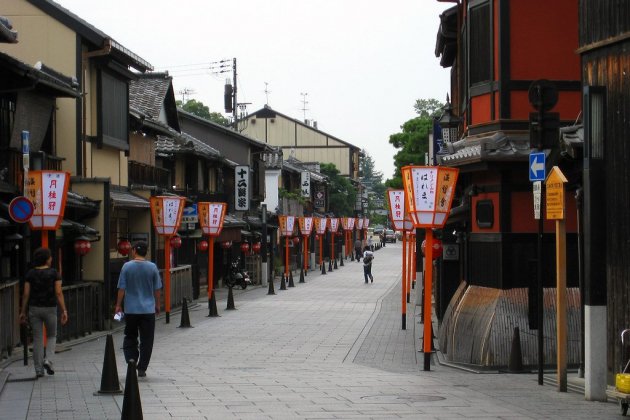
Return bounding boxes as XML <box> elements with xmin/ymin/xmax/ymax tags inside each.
<box><xmin>363</xmin><ymin>246</ymin><xmax>374</xmax><ymax>283</ymax></box>
<box><xmin>354</xmin><ymin>238</ymin><xmax>362</xmax><ymax>262</ymax></box>
<box><xmin>19</xmin><ymin>247</ymin><xmax>69</xmax><ymax>378</ymax></box>
<box><xmin>380</xmin><ymin>233</ymin><xmax>385</xmax><ymax>248</ymax></box>
<box><xmin>367</xmin><ymin>235</ymin><xmax>373</xmax><ymax>252</ymax></box>
<box><xmin>114</xmin><ymin>241</ymin><xmax>162</xmax><ymax>378</ymax></box>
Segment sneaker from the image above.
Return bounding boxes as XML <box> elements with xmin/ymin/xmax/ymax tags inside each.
<box><xmin>137</xmin><ymin>370</ymin><xmax>146</xmax><ymax>377</ymax></box>
<box><xmin>43</xmin><ymin>360</ymin><xmax>54</xmax><ymax>375</ymax></box>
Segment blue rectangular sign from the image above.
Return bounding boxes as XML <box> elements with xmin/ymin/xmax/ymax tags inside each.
<box><xmin>529</xmin><ymin>152</ymin><xmax>546</xmax><ymax>181</ymax></box>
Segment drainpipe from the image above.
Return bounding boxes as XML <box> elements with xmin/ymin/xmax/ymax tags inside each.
<box><xmin>81</xmin><ymin>39</ymin><xmax>113</xmax><ymax>177</ymax></box>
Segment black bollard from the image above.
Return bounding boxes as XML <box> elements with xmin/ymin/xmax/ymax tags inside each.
<box><xmin>334</xmin><ymin>258</ymin><xmax>338</xmax><ymax>269</ymax></box>
<box><xmin>328</xmin><ymin>259</ymin><xmax>333</xmax><ymax>272</ymax></box>
<box><xmin>267</xmin><ymin>275</ymin><xmax>276</xmax><ymax>295</ymax></box>
<box><xmin>280</xmin><ymin>274</ymin><xmax>287</xmax><ymax>290</ymax></box>
<box><xmin>339</xmin><ymin>254</ymin><xmax>344</xmax><ymax>267</ymax></box>
<box><xmin>178</xmin><ymin>298</ymin><xmax>193</xmax><ymax>328</ymax></box>
<box><xmin>288</xmin><ymin>270</ymin><xmax>295</xmax><ymax>287</ymax></box>
<box><xmin>321</xmin><ymin>262</ymin><xmax>326</xmax><ymax>275</ymax></box>
<box><xmin>95</xmin><ymin>334</ymin><xmax>122</xmax><ymax>395</ymax></box>
<box><xmin>508</xmin><ymin>327</ymin><xmax>525</xmax><ymax>373</ymax></box>
<box><xmin>121</xmin><ymin>360</ymin><xmax>143</xmax><ymax>419</ymax></box>
<box><xmin>351</xmin><ymin>251</ymin><xmax>354</xmax><ymax>261</ymax></box>
<box><xmin>208</xmin><ymin>292</ymin><xmax>219</xmax><ymax>317</ymax></box>
<box><xmin>299</xmin><ymin>269</ymin><xmax>305</xmax><ymax>283</ymax></box>
<box><xmin>226</xmin><ymin>287</ymin><xmax>236</xmax><ymax>310</ymax></box>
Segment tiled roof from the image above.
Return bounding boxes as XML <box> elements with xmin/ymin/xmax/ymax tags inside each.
<box><xmin>156</xmin><ymin>130</ymin><xmax>221</xmax><ymax>160</ymax></box>
<box><xmin>129</xmin><ymin>73</ymin><xmax>171</xmax><ymax>120</ymax></box>
<box><xmin>0</xmin><ymin>52</ymin><xmax>79</xmax><ymax>97</ymax></box>
<box><xmin>0</xmin><ymin>16</ymin><xmax>18</xmax><ymax>43</ymax></box>
<box><xmin>438</xmin><ymin>132</ymin><xmax>530</xmax><ymax>166</ymax></box>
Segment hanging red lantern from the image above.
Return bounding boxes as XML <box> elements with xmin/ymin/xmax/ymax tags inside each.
<box><xmin>169</xmin><ymin>235</ymin><xmax>182</xmax><ymax>249</ymax></box>
<box><xmin>252</xmin><ymin>242</ymin><xmax>261</xmax><ymax>253</ymax></box>
<box><xmin>197</xmin><ymin>240</ymin><xmax>209</xmax><ymax>252</ymax></box>
<box><xmin>117</xmin><ymin>239</ymin><xmax>131</xmax><ymax>256</ymax></box>
<box><xmin>421</xmin><ymin>239</ymin><xmax>443</xmax><ymax>260</ymax></box>
<box><xmin>74</xmin><ymin>237</ymin><xmax>91</xmax><ymax>256</ymax></box>
<box><xmin>293</xmin><ymin>236</ymin><xmax>300</xmax><ymax>245</ymax></box>
<box><xmin>220</xmin><ymin>241</ymin><xmax>232</xmax><ymax>249</ymax></box>
<box><xmin>240</xmin><ymin>242</ymin><xmax>250</xmax><ymax>253</ymax></box>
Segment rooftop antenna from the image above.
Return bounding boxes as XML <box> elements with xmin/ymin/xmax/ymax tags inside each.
<box><xmin>264</xmin><ymin>82</ymin><xmax>271</xmax><ymax>105</ymax></box>
<box><xmin>178</xmin><ymin>88</ymin><xmax>195</xmax><ymax>103</ymax></box>
<box><xmin>300</xmin><ymin>92</ymin><xmax>309</xmax><ymax>122</ymax></box>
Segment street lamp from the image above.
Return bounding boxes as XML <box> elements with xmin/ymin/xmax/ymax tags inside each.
<box><xmin>438</xmin><ymin>94</ymin><xmax>461</xmax><ymax>144</ymax></box>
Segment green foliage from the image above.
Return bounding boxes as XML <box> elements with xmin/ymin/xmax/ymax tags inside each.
<box><xmin>385</xmin><ymin>98</ymin><xmax>444</xmax><ymax>187</ymax></box>
<box><xmin>319</xmin><ymin>163</ymin><xmax>356</xmax><ymax>216</ymax></box>
<box><xmin>279</xmin><ymin>188</ymin><xmax>306</xmax><ymax>205</ymax></box>
<box><xmin>176</xmin><ymin>99</ymin><xmax>230</xmax><ymax>126</ymax></box>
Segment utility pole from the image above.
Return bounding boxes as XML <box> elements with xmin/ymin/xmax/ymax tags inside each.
<box><xmin>264</xmin><ymin>82</ymin><xmax>271</xmax><ymax>105</ymax></box>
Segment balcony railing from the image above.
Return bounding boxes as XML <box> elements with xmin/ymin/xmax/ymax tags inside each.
<box><xmin>128</xmin><ymin>160</ymin><xmax>171</xmax><ymax>189</ymax></box>
<box><xmin>1</xmin><ymin>149</ymin><xmax>64</xmax><ymax>190</ymax></box>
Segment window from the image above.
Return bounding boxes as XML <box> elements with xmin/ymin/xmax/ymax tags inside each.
<box><xmin>469</xmin><ymin>2</ymin><xmax>492</xmax><ymax>85</ymax></box>
<box><xmin>100</xmin><ymin>71</ymin><xmax>129</xmax><ymax>150</ymax></box>
<box><xmin>109</xmin><ymin>212</ymin><xmax>129</xmax><ymax>251</ymax></box>
<box><xmin>584</xmin><ymin>86</ymin><xmax>605</xmax><ymax>160</ymax></box>
<box><xmin>476</xmin><ymin>199</ymin><xmax>494</xmax><ymax>228</ymax></box>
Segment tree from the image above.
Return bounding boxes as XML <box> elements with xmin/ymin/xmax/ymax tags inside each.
<box><xmin>176</xmin><ymin>99</ymin><xmax>230</xmax><ymax>126</ymax></box>
<box><xmin>385</xmin><ymin>98</ymin><xmax>444</xmax><ymax>188</ymax></box>
<box><xmin>320</xmin><ymin>163</ymin><xmax>357</xmax><ymax>216</ymax></box>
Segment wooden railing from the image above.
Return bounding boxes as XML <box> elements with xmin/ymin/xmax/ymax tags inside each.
<box><xmin>128</xmin><ymin>160</ymin><xmax>171</xmax><ymax>189</ymax></box>
<box><xmin>159</xmin><ymin>264</ymin><xmax>193</xmax><ymax>309</ymax></box>
<box><xmin>2</xmin><ymin>150</ymin><xmax>64</xmax><ymax>190</ymax></box>
<box><xmin>57</xmin><ymin>282</ymin><xmax>99</xmax><ymax>344</ymax></box>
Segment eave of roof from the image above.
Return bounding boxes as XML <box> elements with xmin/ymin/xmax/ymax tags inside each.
<box><xmin>0</xmin><ymin>16</ymin><xmax>18</xmax><ymax>43</ymax></box>
<box><xmin>0</xmin><ymin>52</ymin><xmax>79</xmax><ymax>97</ymax></box>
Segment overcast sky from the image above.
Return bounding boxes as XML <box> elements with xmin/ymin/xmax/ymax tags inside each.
<box><xmin>56</xmin><ymin>0</ymin><xmax>451</xmax><ymax>179</ymax></box>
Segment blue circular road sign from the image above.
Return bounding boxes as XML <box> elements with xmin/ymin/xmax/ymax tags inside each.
<box><xmin>9</xmin><ymin>196</ymin><xmax>34</xmax><ymax>223</ymax></box>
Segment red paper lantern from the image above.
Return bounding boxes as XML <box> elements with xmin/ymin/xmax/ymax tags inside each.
<box><xmin>252</xmin><ymin>242</ymin><xmax>261</xmax><ymax>253</ymax></box>
<box><xmin>421</xmin><ymin>239</ymin><xmax>443</xmax><ymax>260</ymax></box>
<box><xmin>169</xmin><ymin>235</ymin><xmax>182</xmax><ymax>249</ymax></box>
<box><xmin>220</xmin><ymin>241</ymin><xmax>232</xmax><ymax>249</ymax></box>
<box><xmin>197</xmin><ymin>240</ymin><xmax>209</xmax><ymax>252</ymax></box>
<box><xmin>117</xmin><ymin>239</ymin><xmax>131</xmax><ymax>256</ymax></box>
<box><xmin>292</xmin><ymin>237</ymin><xmax>300</xmax><ymax>245</ymax></box>
<box><xmin>240</xmin><ymin>242</ymin><xmax>250</xmax><ymax>253</ymax></box>
<box><xmin>74</xmin><ymin>238</ymin><xmax>91</xmax><ymax>256</ymax></box>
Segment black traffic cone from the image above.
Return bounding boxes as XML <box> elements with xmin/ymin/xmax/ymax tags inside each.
<box><xmin>121</xmin><ymin>360</ymin><xmax>143</xmax><ymax>420</ymax></box>
<box><xmin>267</xmin><ymin>275</ymin><xmax>276</xmax><ymax>295</ymax></box>
<box><xmin>178</xmin><ymin>298</ymin><xmax>192</xmax><ymax>328</ymax></box>
<box><xmin>333</xmin><ymin>257</ymin><xmax>338</xmax><ymax>269</ymax></box>
<box><xmin>288</xmin><ymin>270</ymin><xmax>295</xmax><ymax>287</ymax></box>
<box><xmin>208</xmin><ymin>292</ymin><xmax>219</xmax><ymax>317</ymax></box>
<box><xmin>95</xmin><ymin>334</ymin><xmax>122</xmax><ymax>395</ymax></box>
<box><xmin>321</xmin><ymin>261</ymin><xmax>326</xmax><ymax>275</ymax></box>
<box><xmin>280</xmin><ymin>274</ymin><xmax>287</xmax><ymax>290</ymax></box>
<box><xmin>328</xmin><ymin>259</ymin><xmax>333</xmax><ymax>272</ymax></box>
<box><xmin>508</xmin><ymin>327</ymin><xmax>525</xmax><ymax>373</ymax></box>
<box><xmin>226</xmin><ymin>287</ymin><xmax>236</xmax><ymax>310</ymax></box>
<box><xmin>339</xmin><ymin>255</ymin><xmax>344</xmax><ymax>267</ymax></box>
<box><xmin>299</xmin><ymin>269</ymin><xmax>305</xmax><ymax>283</ymax></box>
<box><xmin>351</xmin><ymin>251</ymin><xmax>354</xmax><ymax>262</ymax></box>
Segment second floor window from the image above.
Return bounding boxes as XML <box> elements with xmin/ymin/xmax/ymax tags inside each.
<box><xmin>100</xmin><ymin>71</ymin><xmax>128</xmax><ymax>150</ymax></box>
<box><xmin>469</xmin><ymin>2</ymin><xmax>491</xmax><ymax>86</ymax></box>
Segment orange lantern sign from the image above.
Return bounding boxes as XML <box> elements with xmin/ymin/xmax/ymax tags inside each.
<box><xmin>298</xmin><ymin>217</ymin><xmax>313</xmax><ymax>236</ymax></box>
<box><xmin>363</xmin><ymin>218</ymin><xmax>370</xmax><ymax>229</ymax></box>
<box><xmin>314</xmin><ymin>217</ymin><xmax>328</xmax><ymax>235</ymax></box>
<box><xmin>329</xmin><ymin>218</ymin><xmax>339</xmax><ymax>233</ymax></box>
<box><xmin>387</xmin><ymin>189</ymin><xmax>405</xmax><ymax>231</ymax></box>
<box><xmin>356</xmin><ymin>217</ymin><xmax>364</xmax><ymax>230</ymax></box>
<box><xmin>401</xmin><ymin>166</ymin><xmax>459</xmax><ymax>228</ymax></box>
<box><xmin>278</xmin><ymin>215</ymin><xmax>296</xmax><ymax>237</ymax></box>
<box><xmin>26</xmin><ymin>170</ymin><xmax>70</xmax><ymax>231</ymax></box>
<box><xmin>198</xmin><ymin>202</ymin><xmax>227</xmax><ymax>236</ymax></box>
<box><xmin>150</xmin><ymin>196</ymin><xmax>186</xmax><ymax>235</ymax></box>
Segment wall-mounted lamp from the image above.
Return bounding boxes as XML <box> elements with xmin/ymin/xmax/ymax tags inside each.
<box><xmin>438</xmin><ymin>94</ymin><xmax>461</xmax><ymax>143</ymax></box>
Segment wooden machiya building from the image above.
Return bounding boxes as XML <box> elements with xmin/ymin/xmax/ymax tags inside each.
<box><xmin>433</xmin><ymin>0</ymin><xmax>583</xmax><ymax>369</ymax></box>
<box><xmin>578</xmin><ymin>0</ymin><xmax>630</xmax><ymax>399</ymax></box>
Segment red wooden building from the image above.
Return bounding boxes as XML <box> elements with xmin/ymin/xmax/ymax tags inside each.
<box><xmin>433</xmin><ymin>0</ymin><xmax>583</xmax><ymax>368</ymax></box>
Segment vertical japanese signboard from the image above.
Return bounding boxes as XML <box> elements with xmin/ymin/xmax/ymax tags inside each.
<box><xmin>150</xmin><ymin>196</ymin><xmax>185</xmax><ymax>235</ymax></box>
<box><xmin>301</xmin><ymin>171</ymin><xmax>311</xmax><ymax>198</ymax></box>
<box><xmin>235</xmin><ymin>165</ymin><xmax>250</xmax><ymax>211</ymax></box>
<box><xmin>315</xmin><ymin>217</ymin><xmax>328</xmax><ymax>236</ymax></box>
<box><xmin>198</xmin><ymin>202</ymin><xmax>227</xmax><ymax>236</ymax></box>
<box><xmin>26</xmin><ymin>170</ymin><xmax>70</xmax><ymax>230</ymax></box>
<box><xmin>298</xmin><ymin>216</ymin><xmax>313</xmax><ymax>236</ymax></box>
<box><xmin>278</xmin><ymin>215</ymin><xmax>296</xmax><ymax>237</ymax></box>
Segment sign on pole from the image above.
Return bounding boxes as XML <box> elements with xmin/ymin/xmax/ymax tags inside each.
<box><xmin>198</xmin><ymin>202</ymin><xmax>227</xmax><ymax>236</ymax></box>
<box><xmin>529</xmin><ymin>152</ymin><xmax>546</xmax><ymax>182</ymax></box>
<box><xmin>533</xmin><ymin>181</ymin><xmax>542</xmax><ymax>220</ymax></box>
<box><xmin>235</xmin><ymin>165</ymin><xmax>250</xmax><ymax>211</ymax></box>
<box><xmin>300</xmin><ymin>171</ymin><xmax>311</xmax><ymax>198</ymax></box>
<box><xmin>387</xmin><ymin>189</ymin><xmax>405</xmax><ymax>231</ymax></box>
<box><xmin>545</xmin><ymin>167</ymin><xmax>567</xmax><ymax>220</ymax></box>
<box><xmin>26</xmin><ymin>170</ymin><xmax>70</xmax><ymax>230</ymax></box>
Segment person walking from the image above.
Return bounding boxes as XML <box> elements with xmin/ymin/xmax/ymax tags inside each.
<box><xmin>354</xmin><ymin>238</ymin><xmax>362</xmax><ymax>262</ymax></box>
<box><xmin>380</xmin><ymin>232</ymin><xmax>385</xmax><ymax>248</ymax></box>
<box><xmin>114</xmin><ymin>241</ymin><xmax>162</xmax><ymax>378</ymax></box>
<box><xmin>363</xmin><ymin>247</ymin><xmax>374</xmax><ymax>283</ymax></box>
<box><xmin>19</xmin><ymin>247</ymin><xmax>68</xmax><ymax>378</ymax></box>
<box><xmin>367</xmin><ymin>236</ymin><xmax>373</xmax><ymax>252</ymax></box>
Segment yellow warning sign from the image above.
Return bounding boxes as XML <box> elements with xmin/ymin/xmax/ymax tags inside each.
<box><xmin>545</xmin><ymin>166</ymin><xmax>568</xmax><ymax>220</ymax></box>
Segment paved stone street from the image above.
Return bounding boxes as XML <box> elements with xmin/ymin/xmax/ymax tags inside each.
<box><xmin>0</xmin><ymin>244</ymin><xmax>620</xmax><ymax>419</ymax></box>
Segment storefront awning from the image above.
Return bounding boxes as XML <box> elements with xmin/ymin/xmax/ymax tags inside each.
<box><xmin>110</xmin><ymin>189</ymin><xmax>150</xmax><ymax>209</ymax></box>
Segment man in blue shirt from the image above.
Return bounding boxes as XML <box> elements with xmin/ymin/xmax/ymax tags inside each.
<box><xmin>114</xmin><ymin>241</ymin><xmax>162</xmax><ymax>378</ymax></box>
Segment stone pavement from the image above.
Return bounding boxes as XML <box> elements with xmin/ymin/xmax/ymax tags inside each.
<box><xmin>0</xmin><ymin>244</ymin><xmax>621</xmax><ymax>419</ymax></box>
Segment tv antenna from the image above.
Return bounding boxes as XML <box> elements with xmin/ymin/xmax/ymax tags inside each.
<box><xmin>264</xmin><ymin>82</ymin><xmax>271</xmax><ymax>105</ymax></box>
<box><xmin>178</xmin><ymin>88</ymin><xmax>195</xmax><ymax>103</ymax></box>
<box><xmin>300</xmin><ymin>92</ymin><xmax>309</xmax><ymax>122</ymax></box>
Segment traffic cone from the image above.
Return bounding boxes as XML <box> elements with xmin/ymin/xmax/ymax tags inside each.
<box><xmin>328</xmin><ymin>259</ymin><xmax>333</xmax><ymax>272</ymax></box>
<box><xmin>121</xmin><ymin>360</ymin><xmax>143</xmax><ymax>420</ymax></box>
<box><xmin>178</xmin><ymin>298</ymin><xmax>192</xmax><ymax>328</ymax></box>
<box><xmin>288</xmin><ymin>270</ymin><xmax>295</xmax><ymax>287</ymax></box>
<box><xmin>339</xmin><ymin>255</ymin><xmax>344</xmax><ymax>267</ymax></box>
<box><xmin>334</xmin><ymin>258</ymin><xmax>338</xmax><ymax>269</ymax></box>
<box><xmin>267</xmin><ymin>275</ymin><xmax>276</xmax><ymax>295</ymax></box>
<box><xmin>226</xmin><ymin>287</ymin><xmax>235</xmax><ymax>310</ymax></box>
<box><xmin>95</xmin><ymin>334</ymin><xmax>122</xmax><ymax>395</ymax></box>
<box><xmin>351</xmin><ymin>251</ymin><xmax>354</xmax><ymax>262</ymax></box>
<box><xmin>321</xmin><ymin>262</ymin><xmax>326</xmax><ymax>275</ymax></box>
<box><xmin>299</xmin><ymin>269</ymin><xmax>305</xmax><ymax>283</ymax></box>
<box><xmin>508</xmin><ymin>327</ymin><xmax>525</xmax><ymax>373</ymax></box>
<box><xmin>280</xmin><ymin>274</ymin><xmax>287</xmax><ymax>290</ymax></box>
<box><xmin>208</xmin><ymin>292</ymin><xmax>219</xmax><ymax>317</ymax></box>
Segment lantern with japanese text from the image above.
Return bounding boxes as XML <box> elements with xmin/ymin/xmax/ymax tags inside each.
<box><xmin>240</xmin><ymin>242</ymin><xmax>250</xmax><ymax>253</ymax></box>
<box><xmin>386</xmin><ymin>189</ymin><xmax>405</xmax><ymax>231</ymax></box>
<box><xmin>252</xmin><ymin>242</ymin><xmax>261</xmax><ymax>253</ymax></box>
<box><xmin>363</xmin><ymin>218</ymin><xmax>370</xmax><ymax>230</ymax></box>
<box><xmin>356</xmin><ymin>217</ymin><xmax>364</xmax><ymax>231</ymax></box>
<box><xmin>149</xmin><ymin>195</ymin><xmax>186</xmax><ymax>324</ymax></box>
<box><xmin>197</xmin><ymin>240</ymin><xmax>209</xmax><ymax>252</ymax></box>
<box><xmin>314</xmin><ymin>217</ymin><xmax>328</xmax><ymax>269</ymax></box>
<box><xmin>198</xmin><ymin>202</ymin><xmax>228</xmax><ymax>316</ymax></box>
<box><xmin>117</xmin><ymin>239</ymin><xmax>131</xmax><ymax>256</ymax></box>
<box><xmin>25</xmin><ymin>170</ymin><xmax>70</xmax><ymax>249</ymax></box>
<box><xmin>278</xmin><ymin>215</ymin><xmax>296</xmax><ymax>278</ymax></box>
<box><xmin>74</xmin><ymin>237</ymin><xmax>91</xmax><ymax>256</ymax></box>
<box><xmin>401</xmin><ymin>165</ymin><xmax>459</xmax><ymax>371</ymax></box>
<box><xmin>169</xmin><ymin>235</ymin><xmax>182</xmax><ymax>249</ymax></box>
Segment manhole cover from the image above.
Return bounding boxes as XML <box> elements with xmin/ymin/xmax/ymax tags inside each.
<box><xmin>361</xmin><ymin>394</ymin><xmax>446</xmax><ymax>403</ymax></box>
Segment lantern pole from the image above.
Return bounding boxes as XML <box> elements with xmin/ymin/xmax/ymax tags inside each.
<box><xmin>401</xmin><ymin>230</ymin><xmax>407</xmax><ymax>330</ymax></box>
<box><xmin>412</xmin><ymin>234</ymin><xmax>417</xmax><ymax>288</ymax></box>
<box><xmin>330</xmin><ymin>230</ymin><xmax>334</xmax><ymax>267</ymax></box>
<box><xmin>285</xmin><ymin>235</ymin><xmax>289</xmax><ymax>279</ymax></box>
<box><xmin>423</xmin><ymin>228</ymin><xmax>434</xmax><ymax>371</ymax></box>
<box><xmin>319</xmin><ymin>234</ymin><xmax>323</xmax><ymax>269</ymax></box>
<box><xmin>407</xmin><ymin>232</ymin><xmax>413</xmax><ymax>302</ymax></box>
<box><xmin>303</xmin><ymin>235</ymin><xmax>308</xmax><ymax>272</ymax></box>
<box><xmin>207</xmin><ymin>236</ymin><xmax>218</xmax><ymax>317</ymax></box>
<box><xmin>164</xmin><ymin>236</ymin><xmax>172</xmax><ymax>323</ymax></box>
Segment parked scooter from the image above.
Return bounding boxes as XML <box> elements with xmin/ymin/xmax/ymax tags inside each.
<box><xmin>225</xmin><ymin>257</ymin><xmax>251</xmax><ymax>289</ymax></box>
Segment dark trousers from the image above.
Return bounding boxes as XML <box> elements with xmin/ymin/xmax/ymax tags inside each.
<box><xmin>363</xmin><ymin>265</ymin><xmax>373</xmax><ymax>283</ymax></box>
<box><xmin>123</xmin><ymin>313</ymin><xmax>156</xmax><ymax>371</ymax></box>
<box><xmin>355</xmin><ymin>248</ymin><xmax>362</xmax><ymax>261</ymax></box>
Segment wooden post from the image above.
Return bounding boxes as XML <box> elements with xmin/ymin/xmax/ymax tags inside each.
<box><xmin>285</xmin><ymin>236</ymin><xmax>289</xmax><ymax>278</ymax></box>
<box><xmin>208</xmin><ymin>237</ymin><xmax>215</xmax><ymax>299</ymax></box>
<box><xmin>556</xmin><ymin>218</ymin><xmax>567</xmax><ymax>392</ymax></box>
<box><xmin>164</xmin><ymin>237</ymin><xmax>171</xmax><ymax>323</ymax></box>
<box><xmin>401</xmin><ymin>231</ymin><xmax>407</xmax><ymax>330</ymax></box>
<box><xmin>423</xmin><ymin>228</ymin><xmax>433</xmax><ymax>371</ymax></box>
<box><xmin>303</xmin><ymin>235</ymin><xmax>308</xmax><ymax>271</ymax></box>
